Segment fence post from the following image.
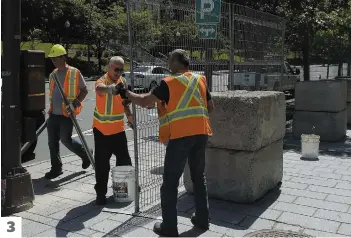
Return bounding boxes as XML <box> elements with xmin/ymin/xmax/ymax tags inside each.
<box><xmin>229</xmin><ymin>3</ymin><xmax>235</xmax><ymax>90</ymax></box>
<box><xmin>281</xmin><ymin>20</ymin><xmax>286</xmax><ymax>88</ymax></box>
<box><xmin>125</xmin><ymin>0</ymin><xmax>140</xmax><ymax>214</ymax></box>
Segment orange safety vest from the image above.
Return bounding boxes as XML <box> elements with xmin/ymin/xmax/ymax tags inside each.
<box><xmin>158</xmin><ymin>72</ymin><xmax>212</xmax><ymax>142</ymax></box>
<box><xmin>92</xmin><ymin>73</ymin><xmax>127</xmax><ymax>135</ymax></box>
<box><xmin>157</xmin><ymin>100</ymin><xmax>169</xmax><ymax>143</ymax></box>
<box><xmin>48</xmin><ymin>66</ymin><xmax>83</xmax><ymax>117</ymax></box>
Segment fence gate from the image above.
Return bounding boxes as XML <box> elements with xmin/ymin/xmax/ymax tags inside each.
<box><xmin>124</xmin><ymin>0</ymin><xmax>286</xmax><ymax>214</ymax></box>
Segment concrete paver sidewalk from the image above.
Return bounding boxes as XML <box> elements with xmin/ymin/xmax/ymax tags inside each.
<box><xmin>14</xmin><ymin>131</ymin><xmax>351</xmax><ymax>237</ymax></box>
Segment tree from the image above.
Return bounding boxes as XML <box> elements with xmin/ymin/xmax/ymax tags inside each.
<box><xmin>277</xmin><ymin>0</ymin><xmax>348</xmax><ymax>80</ymax></box>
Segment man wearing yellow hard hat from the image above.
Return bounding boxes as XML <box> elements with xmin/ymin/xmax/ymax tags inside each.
<box><xmin>45</xmin><ymin>44</ymin><xmax>91</xmax><ymax>179</ymax></box>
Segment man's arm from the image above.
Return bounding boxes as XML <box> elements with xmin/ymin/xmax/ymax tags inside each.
<box><xmin>125</xmin><ymin>91</ymin><xmax>159</xmax><ymax>108</ymax></box>
<box><xmin>96</xmin><ymin>82</ymin><xmax>115</xmax><ymax>95</ymax></box>
<box><xmin>76</xmin><ymin>73</ymin><xmax>88</xmax><ymax>102</ymax></box>
<box><xmin>206</xmin><ymin>88</ymin><xmax>215</xmax><ymax>113</ymax></box>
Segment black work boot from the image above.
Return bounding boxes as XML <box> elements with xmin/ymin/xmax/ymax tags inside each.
<box><xmin>82</xmin><ymin>149</ymin><xmax>93</xmax><ymax>169</ymax></box>
<box><xmin>45</xmin><ymin>168</ymin><xmax>63</xmax><ymax>180</ymax></box>
<box><xmin>191</xmin><ymin>213</ymin><xmax>209</xmax><ymax>230</ymax></box>
<box><xmin>153</xmin><ymin>222</ymin><xmax>179</xmax><ymax>237</ymax></box>
<box><xmin>95</xmin><ymin>196</ymin><xmax>107</xmax><ymax>206</ymax></box>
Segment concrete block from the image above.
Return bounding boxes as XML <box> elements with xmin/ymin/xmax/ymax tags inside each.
<box><xmin>292</xmin><ymin>110</ymin><xmax>347</xmax><ymax>142</ymax></box>
<box><xmin>348</xmin><ymin>103</ymin><xmax>351</xmax><ymax>125</ymax></box>
<box><xmin>295</xmin><ymin>80</ymin><xmax>347</xmax><ymax>112</ymax></box>
<box><xmin>208</xmin><ymin>91</ymin><xmax>286</xmax><ymax>151</ymax></box>
<box><xmin>183</xmin><ymin>140</ymin><xmax>283</xmax><ymax>203</ymax></box>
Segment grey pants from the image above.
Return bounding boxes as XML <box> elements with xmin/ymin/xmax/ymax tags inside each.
<box><xmin>161</xmin><ymin>134</ymin><xmax>209</xmax><ymax>230</ymax></box>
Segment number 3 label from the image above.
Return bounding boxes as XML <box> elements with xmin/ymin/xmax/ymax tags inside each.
<box><xmin>0</xmin><ymin>217</ymin><xmax>22</xmax><ymax>238</ymax></box>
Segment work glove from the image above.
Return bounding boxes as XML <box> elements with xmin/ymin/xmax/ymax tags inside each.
<box><xmin>108</xmin><ymin>84</ymin><xmax>119</xmax><ymax>95</ymax></box>
<box><xmin>72</xmin><ymin>98</ymin><xmax>81</xmax><ymax>109</ymax></box>
<box><xmin>116</xmin><ymin>83</ymin><xmax>128</xmax><ymax>99</ymax></box>
<box><xmin>122</xmin><ymin>99</ymin><xmax>132</xmax><ymax>107</ymax></box>
<box><xmin>66</xmin><ymin>99</ymin><xmax>81</xmax><ymax>114</ymax></box>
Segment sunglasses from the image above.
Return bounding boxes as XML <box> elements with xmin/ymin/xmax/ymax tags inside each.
<box><xmin>114</xmin><ymin>67</ymin><xmax>124</xmax><ymax>73</ymax></box>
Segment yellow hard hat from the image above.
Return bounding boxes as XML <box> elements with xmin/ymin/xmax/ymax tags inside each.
<box><xmin>48</xmin><ymin>44</ymin><xmax>67</xmax><ymax>58</ymax></box>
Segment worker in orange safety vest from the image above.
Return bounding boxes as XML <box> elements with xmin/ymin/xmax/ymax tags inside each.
<box><xmin>92</xmin><ymin>56</ymin><xmax>133</xmax><ymax>205</ymax></box>
<box><xmin>45</xmin><ymin>44</ymin><xmax>91</xmax><ymax>180</ymax></box>
<box><xmin>115</xmin><ymin>49</ymin><xmax>215</xmax><ymax>237</ymax></box>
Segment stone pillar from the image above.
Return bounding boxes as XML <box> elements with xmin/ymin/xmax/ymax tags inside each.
<box><xmin>183</xmin><ymin>91</ymin><xmax>286</xmax><ymax>203</ymax></box>
<box><xmin>292</xmin><ymin>80</ymin><xmax>347</xmax><ymax>141</ymax></box>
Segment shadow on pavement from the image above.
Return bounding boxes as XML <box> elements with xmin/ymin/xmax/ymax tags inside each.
<box><xmin>56</xmin><ymin>201</ymin><xmax>103</xmax><ymax>237</ymax></box>
<box><xmin>177</xmin><ymin>186</ymin><xmax>281</xmax><ymax>234</ymax></box>
<box><xmin>179</xmin><ymin>227</ymin><xmax>206</xmax><ymax>237</ymax></box>
<box><xmin>104</xmin><ymin>186</ymin><xmax>281</xmax><ymax>237</ymax></box>
<box><xmin>104</xmin><ymin>196</ymin><xmax>133</xmax><ymax>209</ymax></box>
<box><xmin>31</xmin><ymin>171</ymin><xmax>89</xmax><ymax>195</ymax></box>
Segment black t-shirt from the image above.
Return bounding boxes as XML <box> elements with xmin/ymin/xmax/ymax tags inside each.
<box><xmin>152</xmin><ymin>80</ymin><xmax>212</xmax><ymax>104</ymax></box>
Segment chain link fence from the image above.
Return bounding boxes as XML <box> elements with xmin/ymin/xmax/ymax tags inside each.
<box><xmin>122</xmin><ymin>0</ymin><xmax>286</xmax><ymax>213</ymax></box>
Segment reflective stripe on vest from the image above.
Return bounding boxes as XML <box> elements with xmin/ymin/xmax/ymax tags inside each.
<box><xmin>159</xmin><ymin>73</ymin><xmax>208</xmax><ymax>127</ymax></box>
<box><xmin>93</xmin><ymin>75</ymin><xmax>126</xmax><ymax>123</ymax></box>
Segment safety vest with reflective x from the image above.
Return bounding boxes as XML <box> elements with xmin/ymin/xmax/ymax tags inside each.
<box><xmin>48</xmin><ymin>66</ymin><xmax>83</xmax><ymax>117</ymax></box>
<box><xmin>92</xmin><ymin>74</ymin><xmax>127</xmax><ymax>135</ymax></box>
<box><xmin>158</xmin><ymin>72</ymin><xmax>213</xmax><ymax>141</ymax></box>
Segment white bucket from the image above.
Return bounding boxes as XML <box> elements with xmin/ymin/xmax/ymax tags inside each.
<box><xmin>111</xmin><ymin>166</ymin><xmax>135</xmax><ymax>203</ymax></box>
<box><xmin>301</xmin><ymin>134</ymin><xmax>320</xmax><ymax>159</ymax></box>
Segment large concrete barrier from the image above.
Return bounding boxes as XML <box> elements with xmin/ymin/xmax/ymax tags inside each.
<box><xmin>207</xmin><ymin>91</ymin><xmax>286</xmax><ymax>151</ymax></box>
<box><xmin>184</xmin><ymin>140</ymin><xmax>283</xmax><ymax>203</ymax></box>
<box><xmin>295</xmin><ymin>80</ymin><xmax>347</xmax><ymax>112</ymax></box>
<box><xmin>293</xmin><ymin>110</ymin><xmax>347</xmax><ymax>141</ymax></box>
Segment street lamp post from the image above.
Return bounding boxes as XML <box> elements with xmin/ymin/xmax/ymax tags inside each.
<box><xmin>2</xmin><ymin>0</ymin><xmax>35</xmax><ymax>215</ymax></box>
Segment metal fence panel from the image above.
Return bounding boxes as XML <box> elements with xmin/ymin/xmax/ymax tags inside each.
<box><xmin>123</xmin><ymin>0</ymin><xmax>286</xmax><ymax>213</ymax></box>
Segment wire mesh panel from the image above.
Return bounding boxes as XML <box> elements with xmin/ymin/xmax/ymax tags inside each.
<box><xmin>123</xmin><ymin>0</ymin><xmax>286</xmax><ymax>213</ymax></box>
<box><xmin>231</xmin><ymin>5</ymin><xmax>286</xmax><ymax>91</ymax></box>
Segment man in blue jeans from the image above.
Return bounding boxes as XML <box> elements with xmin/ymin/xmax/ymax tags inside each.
<box><xmin>45</xmin><ymin>44</ymin><xmax>91</xmax><ymax>179</ymax></box>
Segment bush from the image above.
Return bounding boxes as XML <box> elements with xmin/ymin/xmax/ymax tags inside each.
<box><xmin>101</xmin><ymin>58</ymin><xmax>109</xmax><ymax>66</ymax></box>
<box><xmin>74</xmin><ymin>50</ymin><xmax>82</xmax><ymax>58</ymax></box>
<box><xmin>103</xmin><ymin>51</ymin><xmax>110</xmax><ymax>58</ymax></box>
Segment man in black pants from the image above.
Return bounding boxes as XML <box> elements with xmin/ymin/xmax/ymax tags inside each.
<box><xmin>93</xmin><ymin>56</ymin><xmax>133</xmax><ymax>205</ymax></box>
<box><xmin>116</xmin><ymin>49</ymin><xmax>215</xmax><ymax>237</ymax></box>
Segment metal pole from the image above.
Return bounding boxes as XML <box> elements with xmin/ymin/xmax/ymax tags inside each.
<box><xmin>21</xmin><ymin>120</ymin><xmax>48</xmax><ymax>156</ymax></box>
<box><xmin>126</xmin><ymin>0</ymin><xmax>140</xmax><ymax>214</ymax></box>
<box><xmin>280</xmin><ymin>20</ymin><xmax>286</xmax><ymax>88</ymax></box>
<box><xmin>2</xmin><ymin>0</ymin><xmax>35</xmax><ymax>215</ymax></box>
<box><xmin>228</xmin><ymin>3</ymin><xmax>234</xmax><ymax>91</ymax></box>
<box><xmin>52</xmin><ymin>74</ymin><xmax>95</xmax><ymax>169</ymax></box>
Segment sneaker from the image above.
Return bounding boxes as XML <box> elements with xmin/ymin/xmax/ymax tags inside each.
<box><xmin>153</xmin><ymin>222</ymin><xmax>179</xmax><ymax>237</ymax></box>
<box><xmin>95</xmin><ymin>196</ymin><xmax>106</xmax><ymax>205</ymax></box>
<box><xmin>45</xmin><ymin>169</ymin><xmax>63</xmax><ymax>180</ymax></box>
<box><xmin>191</xmin><ymin>213</ymin><xmax>209</xmax><ymax>230</ymax></box>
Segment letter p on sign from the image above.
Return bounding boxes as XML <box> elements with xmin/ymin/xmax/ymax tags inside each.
<box><xmin>200</xmin><ymin>0</ymin><xmax>214</xmax><ymax>19</ymax></box>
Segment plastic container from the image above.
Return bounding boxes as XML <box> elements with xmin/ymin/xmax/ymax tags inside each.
<box><xmin>111</xmin><ymin>166</ymin><xmax>135</xmax><ymax>203</ymax></box>
<box><xmin>301</xmin><ymin>134</ymin><xmax>320</xmax><ymax>159</ymax></box>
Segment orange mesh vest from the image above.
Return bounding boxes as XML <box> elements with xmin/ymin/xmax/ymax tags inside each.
<box><xmin>93</xmin><ymin>74</ymin><xmax>127</xmax><ymax>135</ymax></box>
<box><xmin>48</xmin><ymin>66</ymin><xmax>83</xmax><ymax>117</ymax></box>
<box><xmin>159</xmin><ymin>72</ymin><xmax>213</xmax><ymax>141</ymax></box>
